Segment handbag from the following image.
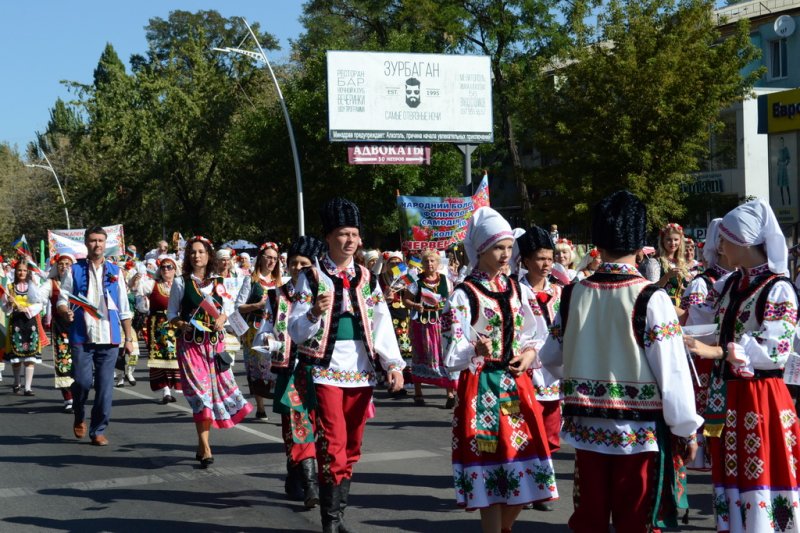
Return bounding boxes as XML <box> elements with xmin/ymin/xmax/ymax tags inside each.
<box><xmin>215</xmin><ymin>350</ymin><xmax>234</xmax><ymax>373</ymax></box>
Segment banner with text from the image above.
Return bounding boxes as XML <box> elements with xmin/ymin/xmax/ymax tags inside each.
<box><xmin>48</xmin><ymin>224</ymin><xmax>125</xmax><ymax>261</ymax></box>
<box><xmin>397</xmin><ymin>175</ymin><xmax>490</xmax><ymax>252</ymax></box>
<box><xmin>327</xmin><ymin>51</ymin><xmax>493</xmax><ymax>143</ymax></box>
<box><xmin>348</xmin><ymin>144</ymin><xmax>431</xmax><ymax>165</ymax></box>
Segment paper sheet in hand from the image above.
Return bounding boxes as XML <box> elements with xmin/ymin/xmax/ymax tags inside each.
<box><xmin>227</xmin><ymin>311</ymin><xmax>249</xmax><ymax>337</ymax></box>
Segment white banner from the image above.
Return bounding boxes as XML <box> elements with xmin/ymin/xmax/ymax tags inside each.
<box><xmin>47</xmin><ymin>224</ymin><xmax>125</xmax><ymax>260</ymax></box>
<box><xmin>327</xmin><ymin>51</ymin><xmax>493</xmax><ymax>143</ymax></box>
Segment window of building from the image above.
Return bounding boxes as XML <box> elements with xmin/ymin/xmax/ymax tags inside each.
<box><xmin>770</xmin><ymin>38</ymin><xmax>788</xmax><ymax>79</ymax></box>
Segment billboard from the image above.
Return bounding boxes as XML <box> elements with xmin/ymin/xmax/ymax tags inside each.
<box><xmin>769</xmin><ymin>132</ymin><xmax>799</xmax><ymax>224</ymax></box>
<box><xmin>327</xmin><ymin>51</ymin><xmax>493</xmax><ymax>143</ymax></box>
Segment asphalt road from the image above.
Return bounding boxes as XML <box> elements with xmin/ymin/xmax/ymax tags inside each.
<box><xmin>0</xmin><ymin>349</ymin><xmax>718</xmax><ymax>532</ymax></box>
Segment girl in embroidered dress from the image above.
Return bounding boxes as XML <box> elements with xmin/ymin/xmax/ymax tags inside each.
<box><xmin>685</xmin><ymin>199</ymin><xmax>800</xmax><ymax>532</ymax></box>
<box><xmin>403</xmin><ymin>249</ymin><xmax>457</xmax><ymax>407</ymax></box>
<box><xmin>168</xmin><ymin>237</ymin><xmax>252</xmax><ymax>468</ymax></box>
<box><xmin>236</xmin><ymin>242</ymin><xmax>282</xmax><ymax>420</ymax></box>
<box><xmin>554</xmin><ymin>238</ymin><xmax>577</xmax><ymax>282</ymax></box>
<box><xmin>256</xmin><ymin>236</ymin><xmax>327</xmax><ymax>509</ymax></box>
<box><xmin>650</xmin><ymin>223</ymin><xmax>691</xmax><ymax>304</ymax></box>
<box><xmin>378</xmin><ymin>251</ymin><xmax>413</xmax><ymax>395</ymax></box>
<box><xmin>443</xmin><ymin>207</ymin><xmax>557</xmax><ymax>533</ymax></box>
<box><xmin>41</xmin><ymin>254</ymin><xmax>76</xmax><ymax>411</ymax></box>
<box><xmin>137</xmin><ymin>255</ymin><xmax>181</xmax><ymax>403</ymax></box>
<box><xmin>2</xmin><ymin>259</ymin><xmax>44</xmax><ymax>395</ymax></box>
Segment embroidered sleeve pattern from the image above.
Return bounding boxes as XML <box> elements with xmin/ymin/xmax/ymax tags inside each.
<box><xmin>680</xmin><ymin>292</ymin><xmax>705</xmax><ymax>310</ymax></box>
<box><xmin>740</xmin><ymin>283</ymin><xmax>799</xmax><ymax>369</ymax></box>
<box><xmin>441</xmin><ymin>289</ymin><xmax>475</xmax><ymax>372</ymax></box>
<box><xmin>644</xmin><ymin>320</ymin><xmax>682</xmax><ymax>348</ymax></box>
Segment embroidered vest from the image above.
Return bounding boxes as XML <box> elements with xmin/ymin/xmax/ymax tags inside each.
<box><xmin>268</xmin><ymin>284</ymin><xmax>295</xmax><ymax>372</ymax></box>
<box><xmin>179</xmin><ymin>275</ymin><xmax>224</xmax><ymax>345</ymax></box>
<box><xmin>457</xmin><ymin>275</ymin><xmax>523</xmax><ymax>367</ymax></box>
<box><xmin>414</xmin><ymin>274</ymin><xmax>449</xmax><ymax>321</ymax></box>
<box><xmin>242</xmin><ymin>278</ymin><xmax>270</xmax><ymax>328</ymax></box>
<box><xmin>527</xmin><ymin>281</ymin><xmax>562</xmax><ymax>328</ymax></box>
<box><xmin>69</xmin><ymin>260</ymin><xmax>122</xmax><ymax>345</ymax></box>
<box><xmin>296</xmin><ymin>264</ymin><xmax>377</xmax><ymax>368</ymax></box>
<box><xmin>561</xmin><ymin>275</ymin><xmax>664</xmax><ymax>420</ymax></box>
<box><xmin>148</xmin><ymin>282</ymin><xmax>171</xmax><ymax>314</ymax></box>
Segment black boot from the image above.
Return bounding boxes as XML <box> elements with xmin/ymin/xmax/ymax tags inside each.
<box><xmin>284</xmin><ymin>459</ymin><xmax>304</xmax><ymax>501</ymax></box>
<box><xmin>300</xmin><ymin>458</ymin><xmax>320</xmax><ymax>509</ymax></box>
<box><xmin>319</xmin><ymin>483</ymin><xmax>342</xmax><ymax>533</ymax></box>
<box><xmin>338</xmin><ymin>478</ymin><xmax>356</xmax><ymax>533</ymax></box>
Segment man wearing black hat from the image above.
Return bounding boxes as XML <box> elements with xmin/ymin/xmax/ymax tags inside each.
<box><xmin>539</xmin><ymin>190</ymin><xmax>701</xmax><ymax>532</ymax></box>
<box><xmin>288</xmin><ymin>198</ymin><xmax>405</xmax><ymax>533</ymax></box>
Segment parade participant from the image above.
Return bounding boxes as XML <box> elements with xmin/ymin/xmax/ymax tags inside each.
<box><xmin>442</xmin><ymin>207</ymin><xmax>556</xmax><ymax>533</ymax></box>
<box><xmin>574</xmin><ymin>248</ymin><xmax>601</xmax><ymax>281</ymax></box>
<box><xmin>145</xmin><ymin>240</ymin><xmax>169</xmax><ymax>262</ymax></box>
<box><xmin>57</xmin><ymin>226</ymin><xmax>135</xmax><ymax>446</ymax></box>
<box><xmin>361</xmin><ymin>249</ymin><xmax>380</xmax><ymax>275</ymax></box>
<box><xmin>554</xmin><ymin>238</ymin><xmax>577</xmax><ymax>281</ymax></box>
<box><xmin>238</xmin><ymin>252</ymin><xmax>252</xmax><ymax>276</ymax></box>
<box><xmin>256</xmin><ymin>236</ymin><xmax>327</xmax><ymax>509</ymax></box>
<box><xmin>540</xmin><ymin>191</ymin><xmax>701</xmax><ymax>532</ymax></box>
<box><xmin>235</xmin><ymin>241</ymin><xmax>283</xmax><ymax>420</ymax></box>
<box><xmin>3</xmin><ymin>259</ymin><xmax>44</xmax><ymax>395</ymax></box>
<box><xmin>40</xmin><ymin>253</ymin><xmax>76</xmax><ymax>411</ymax></box>
<box><xmin>685</xmin><ymin>237</ymin><xmax>701</xmax><ymax>276</ymax></box>
<box><xmin>378</xmin><ymin>251</ymin><xmax>412</xmax><ymax>395</ymax></box>
<box><xmin>115</xmin><ymin>262</ymin><xmax>142</xmax><ymax>387</ymax></box>
<box><xmin>288</xmin><ymin>197</ymin><xmax>406</xmax><ymax>533</ymax></box>
<box><xmin>403</xmin><ymin>249</ymin><xmax>456</xmax><ymax>407</ymax></box>
<box><xmin>136</xmin><ymin>255</ymin><xmax>181</xmax><ymax>403</ymax></box>
<box><xmin>167</xmin><ymin>236</ymin><xmax>252</xmax><ymax>467</ymax></box>
<box><xmin>684</xmin><ymin>199</ymin><xmax>800</xmax><ymax>532</ymax></box>
<box><xmin>517</xmin><ymin>226</ymin><xmax>563</xmax><ymax>476</ymax></box>
<box><xmin>446</xmin><ymin>244</ymin><xmax>469</xmax><ymax>285</ymax></box>
<box><xmin>215</xmin><ymin>248</ymin><xmax>241</xmax><ymax>319</ymax></box>
<box><xmin>650</xmin><ymin>222</ymin><xmax>691</xmax><ymax>304</ymax></box>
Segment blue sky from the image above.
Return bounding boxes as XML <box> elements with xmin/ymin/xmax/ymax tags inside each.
<box><xmin>0</xmin><ymin>1</ymin><xmax>305</xmax><ymax>151</ymax></box>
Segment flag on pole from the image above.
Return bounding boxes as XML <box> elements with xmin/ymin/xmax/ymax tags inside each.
<box><xmin>420</xmin><ymin>286</ymin><xmax>441</xmax><ymax>307</ymax></box>
<box><xmin>12</xmin><ymin>235</ymin><xmax>31</xmax><ymax>257</ymax></box>
<box><xmin>25</xmin><ymin>258</ymin><xmax>44</xmax><ymax>277</ymax></box>
<box><xmin>199</xmin><ymin>295</ymin><xmax>221</xmax><ymax>319</ymax></box>
<box><xmin>408</xmin><ymin>256</ymin><xmax>423</xmax><ymax>270</ymax></box>
<box><xmin>390</xmin><ymin>263</ymin><xmax>417</xmax><ymax>288</ymax></box>
<box><xmin>190</xmin><ymin>318</ymin><xmax>212</xmax><ymax>332</ymax></box>
<box><xmin>63</xmin><ymin>291</ymin><xmax>103</xmax><ymax>319</ymax></box>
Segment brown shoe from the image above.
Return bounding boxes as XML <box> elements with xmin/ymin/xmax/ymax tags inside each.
<box><xmin>73</xmin><ymin>421</ymin><xmax>87</xmax><ymax>439</ymax></box>
<box><xmin>91</xmin><ymin>435</ymin><xmax>109</xmax><ymax>446</ymax></box>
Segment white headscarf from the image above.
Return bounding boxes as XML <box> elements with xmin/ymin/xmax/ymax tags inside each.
<box><xmin>702</xmin><ymin>218</ymin><xmax>723</xmax><ymax>268</ymax></box>
<box><xmin>464</xmin><ymin>207</ymin><xmax>514</xmax><ymax>266</ymax></box>
<box><xmin>216</xmin><ymin>248</ymin><xmax>232</xmax><ymax>260</ymax></box>
<box><xmin>510</xmin><ymin>227</ymin><xmax>527</xmax><ymax>275</ymax></box>
<box><xmin>720</xmin><ymin>199</ymin><xmax>788</xmax><ymax>275</ymax></box>
<box><xmin>378</xmin><ymin>251</ymin><xmax>404</xmax><ymax>274</ymax></box>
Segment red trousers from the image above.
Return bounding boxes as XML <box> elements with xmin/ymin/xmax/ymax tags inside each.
<box><xmin>281</xmin><ymin>413</ymin><xmax>317</xmax><ymax>465</ymax></box>
<box><xmin>570</xmin><ymin>449</ymin><xmax>657</xmax><ymax>533</ymax></box>
<box><xmin>540</xmin><ymin>400</ymin><xmax>561</xmax><ymax>453</ymax></box>
<box><xmin>314</xmin><ymin>384</ymin><xmax>372</xmax><ymax>485</ymax></box>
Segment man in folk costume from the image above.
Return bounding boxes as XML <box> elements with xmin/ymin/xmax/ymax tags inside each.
<box><xmin>57</xmin><ymin>226</ymin><xmax>135</xmax><ymax>446</ymax></box>
<box><xmin>288</xmin><ymin>198</ymin><xmax>405</xmax><ymax>533</ymax></box>
<box><xmin>540</xmin><ymin>191</ymin><xmax>702</xmax><ymax>532</ymax></box>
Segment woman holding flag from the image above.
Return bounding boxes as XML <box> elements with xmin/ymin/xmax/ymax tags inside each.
<box><xmin>167</xmin><ymin>236</ymin><xmax>252</xmax><ymax>468</ymax></box>
<box><xmin>403</xmin><ymin>249</ymin><xmax>457</xmax><ymax>407</ymax></box>
<box><xmin>378</xmin><ymin>252</ymin><xmax>413</xmax><ymax>395</ymax></box>
<box><xmin>3</xmin><ymin>258</ymin><xmax>44</xmax><ymax>395</ymax></box>
<box><xmin>40</xmin><ymin>253</ymin><xmax>76</xmax><ymax>411</ymax></box>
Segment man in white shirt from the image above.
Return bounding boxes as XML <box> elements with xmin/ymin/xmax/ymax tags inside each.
<box><xmin>57</xmin><ymin>226</ymin><xmax>134</xmax><ymax>446</ymax></box>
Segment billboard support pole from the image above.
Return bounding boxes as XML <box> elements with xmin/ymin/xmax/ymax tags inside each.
<box><xmin>457</xmin><ymin>144</ymin><xmax>477</xmax><ymax>193</ymax></box>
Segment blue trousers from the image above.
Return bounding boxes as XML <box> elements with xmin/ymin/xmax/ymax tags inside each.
<box><xmin>70</xmin><ymin>343</ymin><xmax>118</xmax><ymax>437</ymax></box>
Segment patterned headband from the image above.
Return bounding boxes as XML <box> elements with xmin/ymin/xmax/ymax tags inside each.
<box><xmin>660</xmin><ymin>223</ymin><xmax>683</xmax><ymax>235</ymax></box>
<box><xmin>187</xmin><ymin>235</ymin><xmax>214</xmax><ymax>250</ymax></box>
<box><xmin>259</xmin><ymin>241</ymin><xmax>279</xmax><ymax>253</ymax></box>
<box><xmin>556</xmin><ymin>238</ymin><xmax>573</xmax><ymax>248</ymax></box>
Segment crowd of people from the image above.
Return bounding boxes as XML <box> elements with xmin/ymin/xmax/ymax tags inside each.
<box><xmin>2</xmin><ymin>191</ymin><xmax>800</xmax><ymax>533</ymax></box>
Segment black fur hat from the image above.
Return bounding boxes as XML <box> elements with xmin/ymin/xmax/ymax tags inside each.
<box><xmin>592</xmin><ymin>190</ymin><xmax>647</xmax><ymax>254</ymax></box>
<box><xmin>320</xmin><ymin>197</ymin><xmax>362</xmax><ymax>235</ymax></box>
<box><xmin>288</xmin><ymin>236</ymin><xmax>327</xmax><ymax>261</ymax></box>
<box><xmin>517</xmin><ymin>225</ymin><xmax>554</xmax><ymax>258</ymax></box>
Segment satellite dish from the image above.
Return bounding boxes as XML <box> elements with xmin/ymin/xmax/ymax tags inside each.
<box><xmin>775</xmin><ymin>15</ymin><xmax>796</xmax><ymax>38</ymax></box>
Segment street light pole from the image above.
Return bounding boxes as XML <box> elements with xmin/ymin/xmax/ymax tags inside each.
<box><xmin>212</xmin><ymin>17</ymin><xmax>305</xmax><ymax>236</ymax></box>
<box><xmin>26</xmin><ymin>152</ymin><xmax>70</xmax><ymax>229</ymax></box>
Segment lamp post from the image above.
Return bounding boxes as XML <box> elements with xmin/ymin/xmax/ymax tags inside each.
<box><xmin>26</xmin><ymin>152</ymin><xmax>70</xmax><ymax>229</ymax></box>
<box><xmin>213</xmin><ymin>17</ymin><xmax>305</xmax><ymax>236</ymax></box>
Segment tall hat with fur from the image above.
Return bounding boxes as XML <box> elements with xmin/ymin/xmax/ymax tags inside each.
<box><xmin>320</xmin><ymin>198</ymin><xmax>362</xmax><ymax>235</ymax></box>
<box><xmin>592</xmin><ymin>190</ymin><xmax>647</xmax><ymax>253</ymax></box>
<box><xmin>517</xmin><ymin>225</ymin><xmax>555</xmax><ymax>258</ymax></box>
<box><xmin>288</xmin><ymin>236</ymin><xmax>327</xmax><ymax>260</ymax></box>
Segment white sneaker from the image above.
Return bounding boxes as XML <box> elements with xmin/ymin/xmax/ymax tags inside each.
<box><xmin>125</xmin><ymin>367</ymin><xmax>136</xmax><ymax>385</ymax></box>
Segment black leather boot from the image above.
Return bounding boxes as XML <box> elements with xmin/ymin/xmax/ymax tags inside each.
<box><xmin>284</xmin><ymin>459</ymin><xmax>304</xmax><ymax>501</ymax></box>
<box><xmin>338</xmin><ymin>478</ymin><xmax>356</xmax><ymax>533</ymax></box>
<box><xmin>319</xmin><ymin>483</ymin><xmax>341</xmax><ymax>533</ymax></box>
<box><xmin>300</xmin><ymin>458</ymin><xmax>320</xmax><ymax>509</ymax></box>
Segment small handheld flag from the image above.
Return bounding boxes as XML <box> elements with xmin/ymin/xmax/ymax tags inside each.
<box><xmin>408</xmin><ymin>256</ymin><xmax>423</xmax><ymax>270</ymax></box>
<box><xmin>390</xmin><ymin>263</ymin><xmax>417</xmax><ymax>288</ymax></box>
<box><xmin>63</xmin><ymin>291</ymin><xmax>103</xmax><ymax>319</ymax></box>
<box><xmin>199</xmin><ymin>295</ymin><xmax>221</xmax><ymax>319</ymax></box>
<box><xmin>12</xmin><ymin>235</ymin><xmax>31</xmax><ymax>257</ymax></box>
<box><xmin>420</xmin><ymin>286</ymin><xmax>441</xmax><ymax>307</ymax></box>
<box><xmin>190</xmin><ymin>318</ymin><xmax>212</xmax><ymax>332</ymax></box>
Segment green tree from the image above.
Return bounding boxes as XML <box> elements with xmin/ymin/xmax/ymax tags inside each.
<box><xmin>529</xmin><ymin>0</ymin><xmax>761</xmax><ymax>231</ymax></box>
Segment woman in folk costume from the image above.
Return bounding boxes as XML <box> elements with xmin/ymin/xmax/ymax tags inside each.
<box><xmin>574</xmin><ymin>248</ymin><xmax>601</xmax><ymax>282</ymax></box>
<box><xmin>685</xmin><ymin>199</ymin><xmax>800</xmax><ymax>532</ymax></box>
<box><xmin>403</xmin><ymin>249</ymin><xmax>458</xmax><ymax>407</ymax></box>
<box><xmin>648</xmin><ymin>222</ymin><xmax>692</xmax><ymax>304</ymax></box>
<box><xmin>679</xmin><ymin>218</ymin><xmax>735</xmax><ymax>473</ymax></box>
<box><xmin>167</xmin><ymin>236</ymin><xmax>252</xmax><ymax>468</ymax></box>
<box><xmin>136</xmin><ymin>255</ymin><xmax>181</xmax><ymax>403</ymax></box>
<box><xmin>235</xmin><ymin>241</ymin><xmax>282</xmax><ymax>420</ymax></box>
<box><xmin>3</xmin><ymin>259</ymin><xmax>44</xmax><ymax>395</ymax></box>
<box><xmin>255</xmin><ymin>236</ymin><xmax>327</xmax><ymax>509</ymax></box>
<box><xmin>115</xmin><ymin>261</ymin><xmax>142</xmax><ymax>387</ymax></box>
<box><xmin>40</xmin><ymin>253</ymin><xmax>76</xmax><ymax>411</ymax></box>
<box><xmin>288</xmin><ymin>198</ymin><xmax>406</xmax><ymax>533</ymax></box>
<box><xmin>554</xmin><ymin>238</ymin><xmax>577</xmax><ymax>282</ymax></box>
<box><xmin>685</xmin><ymin>237</ymin><xmax>702</xmax><ymax>277</ymax></box>
<box><xmin>378</xmin><ymin>251</ymin><xmax>413</xmax><ymax>393</ymax></box>
<box><xmin>442</xmin><ymin>207</ymin><xmax>557</xmax><ymax>533</ymax></box>
<box><xmin>516</xmin><ymin>225</ymin><xmax>563</xmax><ymax>493</ymax></box>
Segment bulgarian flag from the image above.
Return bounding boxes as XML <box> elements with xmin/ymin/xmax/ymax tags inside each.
<box><xmin>390</xmin><ymin>263</ymin><xmax>417</xmax><ymax>288</ymax></box>
<box><xmin>199</xmin><ymin>295</ymin><xmax>221</xmax><ymax>319</ymax></box>
<box><xmin>25</xmin><ymin>258</ymin><xmax>44</xmax><ymax>277</ymax></box>
<box><xmin>63</xmin><ymin>290</ymin><xmax>103</xmax><ymax>319</ymax></box>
